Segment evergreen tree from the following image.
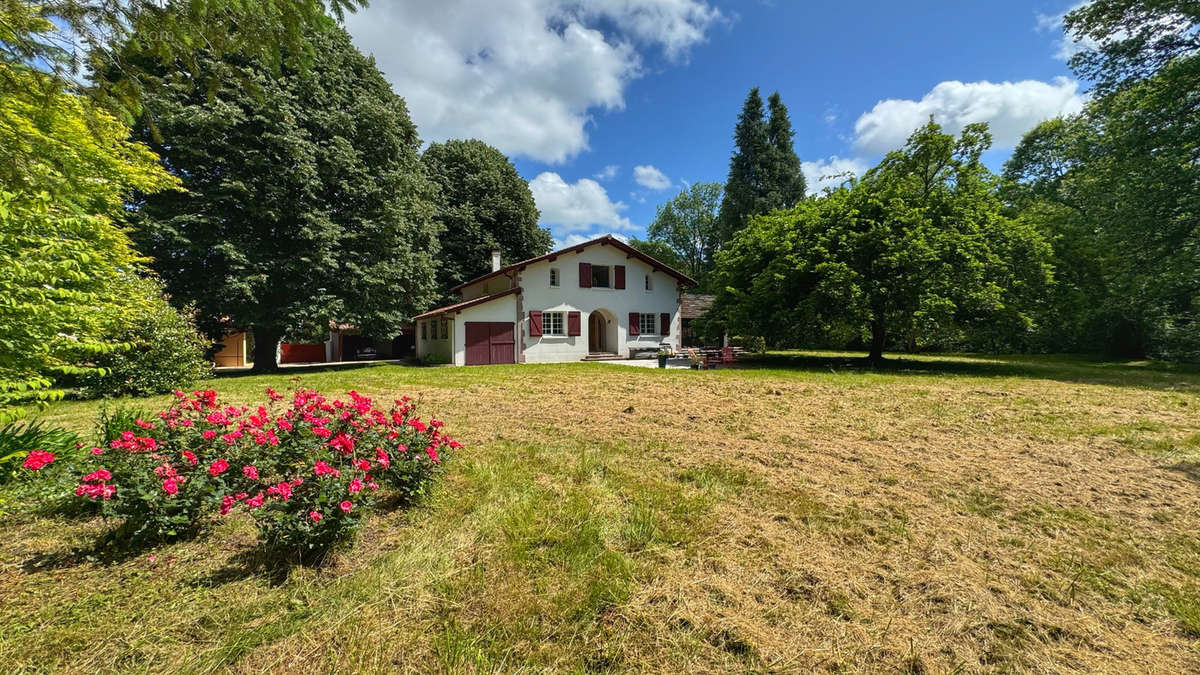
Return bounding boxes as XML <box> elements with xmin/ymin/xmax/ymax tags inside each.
<box><xmin>115</xmin><ymin>25</ymin><xmax>441</xmax><ymax>371</ymax></box>
<box><xmin>717</xmin><ymin>88</ymin><xmax>806</xmax><ymax>247</ymax></box>
<box><xmin>716</xmin><ymin>87</ymin><xmax>770</xmax><ymax>245</ymax></box>
<box><xmin>422</xmin><ymin>140</ymin><xmax>550</xmax><ymax>297</ymax></box>
<box><xmin>765</xmin><ymin>92</ymin><xmax>806</xmax><ymax>207</ymax></box>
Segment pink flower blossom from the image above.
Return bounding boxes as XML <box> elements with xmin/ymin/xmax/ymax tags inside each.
<box><xmin>328</xmin><ymin>432</ymin><xmax>355</xmax><ymax>455</ymax></box>
<box><xmin>22</xmin><ymin>450</ymin><xmax>55</xmax><ymax>471</ymax></box>
<box><xmin>82</xmin><ymin>469</ymin><xmax>112</xmax><ymax>482</ymax></box>
<box><xmin>313</xmin><ymin>460</ymin><xmax>340</xmax><ymax>477</ymax></box>
<box><xmin>162</xmin><ymin>478</ymin><xmax>180</xmax><ymax>495</ymax></box>
<box><xmin>353</xmin><ymin>459</ymin><xmax>370</xmax><ymax>471</ymax></box>
<box><xmin>348</xmin><ymin>478</ymin><xmax>363</xmax><ymax>494</ymax></box>
<box><xmin>339</xmin><ymin>500</ymin><xmax>353</xmax><ymax>513</ymax></box>
<box><xmin>181</xmin><ymin>450</ymin><xmax>198</xmax><ymax>466</ymax></box>
<box><xmin>90</xmin><ymin>447</ymin><xmax>103</xmax><ymax>455</ymax></box>
<box><xmin>309</xmin><ymin>510</ymin><xmax>323</xmax><ymax>523</ymax></box>
<box><xmin>375</xmin><ymin>448</ymin><xmax>390</xmax><ymax>468</ymax></box>
<box><xmin>209</xmin><ymin>458</ymin><xmax>229</xmax><ymax>476</ymax></box>
<box><xmin>202</xmin><ymin>430</ymin><xmax>217</xmax><ymax>441</ymax></box>
<box><xmin>244</xmin><ymin>492</ymin><xmax>265</xmax><ymax>508</ymax></box>
<box><xmin>242</xmin><ymin>465</ymin><xmax>258</xmax><ymax>480</ymax></box>
<box><xmin>220</xmin><ymin>494</ymin><xmax>235</xmax><ymax>515</ymax></box>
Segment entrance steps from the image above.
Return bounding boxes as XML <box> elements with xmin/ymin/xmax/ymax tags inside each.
<box><xmin>583</xmin><ymin>352</ymin><xmax>624</xmax><ymax>361</ymax></box>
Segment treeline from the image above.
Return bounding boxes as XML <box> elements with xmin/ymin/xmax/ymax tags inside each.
<box><xmin>638</xmin><ymin>0</ymin><xmax>1198</xmax><ymax>362</ymax></box>
<box><xmin>0</xmin><ymin>2</ymin><xmax>550</xmax><ymax>421</ymax></box>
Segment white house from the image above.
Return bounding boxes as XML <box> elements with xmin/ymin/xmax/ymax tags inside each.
<box><xmin>414</xmin><ymin>235</ymin><xmax>697</xmax><ymax>365</ymax></box>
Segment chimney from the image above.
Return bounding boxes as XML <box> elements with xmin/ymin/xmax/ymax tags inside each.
<box><xmin>491</xmin><ymin>249</ymin><xmax>502</xmax><ymax>272</ymax></box>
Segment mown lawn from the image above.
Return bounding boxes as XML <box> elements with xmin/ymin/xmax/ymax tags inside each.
<box><xmin>2</xmin><ymin>352</ymin><xmax>1199</xmax><ymax>672</ymax></box>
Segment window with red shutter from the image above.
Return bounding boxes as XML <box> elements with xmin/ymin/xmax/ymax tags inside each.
<box><xmin>628</xmin><ymin>312</ymin><xmax>640</xmax><ymax>336</ymax></box>
<box><xmin>660</xmin><ymin>312</ymin><xmax>670</xmax><ymax>336</ymax></box>
<box><xmin>578</xmin><ymin>262</ymin><xmax>592</xmax><ymax>288</ymax></box>
<box><xmin>614</xmin><ymin>265</ymin><xmax>625</xmax><ymax>289</ymax></box>
<box><xmin>567</xmin><ymin>311</ymin><xmax>581</xmax><ymax>336</ymax></box>
<box><xmin>529</xmin><ymin>310</ymin><xmax>543</xmax><ymax>337</ymax></box>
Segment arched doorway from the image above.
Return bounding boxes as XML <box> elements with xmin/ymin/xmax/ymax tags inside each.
<box><xmin>588</xmin><ymin>309</ymin><xmax>617</xmax><ymax>354</ymax></box>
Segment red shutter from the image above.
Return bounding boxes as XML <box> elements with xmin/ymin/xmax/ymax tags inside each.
<box><xmin>579</xmin><ymin>262</ymin><xmax>592</xmax><ymax>288</ymax></box>
<box><xmin>529</xmin><ymin>310</ymin><xmax>542</xmax><ymax>337</ymax></box>
<box><xmin>628</xmin><ymin>312</ymin><xmax>640</xmax><ymax>336</ymax></box>
<box><xmin>567</xmin><ymin>311</ymin><xmax>581</xmax><ymax>336</ymax></box>
<box><xmin>614</xmin><ymin>265</ymin><xmax>626</xmax><ymax>289</ymax></box>
<box><xmin>660</xmin><ymin>312</ymin><xmax>670</xmax><ymax>336</ymax></box>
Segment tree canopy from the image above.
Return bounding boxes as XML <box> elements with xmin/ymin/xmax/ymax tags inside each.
<box><xmin>644</xmin><ymin>182</ymin><xmax>723</xmax><ymax>286</ymax></box>
<box><xmin>421</xmin><ymin>139</ymin><xmax>550</xmax><ymax>296</ymax></box>
<box><xmin>115</xmin><ymin>24</ymin><xmax>441</xmax><ymax>370</ymax></box>
<box><xmin>717</xmin><ymin>87</ymin><xmax>806</xmax><ymax>247</ymax></box>
<box><xmin>710</xmin><ymin>120</ymin><xmax>1052</xmax><ymax>362</ymax></box>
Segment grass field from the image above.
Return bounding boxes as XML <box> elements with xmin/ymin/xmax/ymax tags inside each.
<box><xmin>2</xmin><ymin>352</ymin><xmax>1199</xmax><ymax>672</ymax></box>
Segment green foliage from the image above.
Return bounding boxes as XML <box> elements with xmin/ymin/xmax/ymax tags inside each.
<box><xmin>422</xmin><ymin>139</ymin><xmax>551</xmax><ymax>297</ymax></box>
<box><xmin>114</xmin><ymin>25</ymin><xmax>442</xmax><ymax>371</ymax></box>
<box><xmin>77</xmin><ymin>278</ymin><xmax>212</xmax><ymax>398</ymax></box>
<box><xmin>717</xmin><ymin>88</ymin><xmax>806</xmax><ymax>246</ymax></box>
<box><xmin>0</xmin><ymin>421</ymin><xmax>81</xmax><ymax>484</ymax></box>
<box><xmin>646</xmin><ymin>182</ymin><xmax>723</xmax><ymax>286</ymax></box>
<box><xmin>710</xmin><ymin>120</ymin><xmax>1053</xmax><ymax>360</ymax></box>
<box><xmin>1003</xmin><ymin>1</ymin><xmax>1199</xmax><ymax>360</ymax></box>
<box><xmin>627</xmin><ymin>238</ymin><xmax>687</xmax><ymax>272</ymax></box>
<box><xmin>2</xmin><ymin>1</ymin><xmax>364</xmax><ymax>118</ymax></box>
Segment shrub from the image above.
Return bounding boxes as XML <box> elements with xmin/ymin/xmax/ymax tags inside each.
<box><xmin>77</xmin><ymin>278</ymin><xmax>212</xmax><ymax>398</ymax></box>
<box><xmin>49</xmin><ymin>387</ymin><xmax>460</xmax><ymax>551</ymax></box>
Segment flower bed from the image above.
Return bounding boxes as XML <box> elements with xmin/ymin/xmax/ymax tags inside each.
<box><xmin>25</xmin><ymin>387</ymin><xmax>460</xmax><ymax>554</ymax></box>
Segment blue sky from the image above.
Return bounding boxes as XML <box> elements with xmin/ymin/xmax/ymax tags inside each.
<box><xmin>344</xmin><ymin>1</ymin><xmax>1088</xmax><ymax>249</ymax></box>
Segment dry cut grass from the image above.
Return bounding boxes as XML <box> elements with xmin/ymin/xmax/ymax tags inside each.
<box><xmin>1</xmin><ymin>352</ymin><xmax>1199</xmax><ymax>672</ymax></box>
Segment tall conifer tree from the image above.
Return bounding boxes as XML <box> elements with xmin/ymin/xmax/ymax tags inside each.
<box><xmin>765</xmin><ymin>92</ymin><xmax>806</xmax><ymax>207</ymax></box>
<box><xmin>717</xmin><ymin>87</ymin><xmax>770</xmax><ymax>246</ymax></box>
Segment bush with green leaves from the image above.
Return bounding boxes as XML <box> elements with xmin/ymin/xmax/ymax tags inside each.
<box><xmin>33</xmin><ymin>387</ymin><xmax>460</xmax><ymax>552</ymax></box>
<box><xmin>77</xmin><ymin>278</ymin><xmax>212</xmax><ymax>398</ymax></box>
<box><xmin>0</xmin><ymin>421</ymin><xmax>82</xmax><ymax>484</ymax></box>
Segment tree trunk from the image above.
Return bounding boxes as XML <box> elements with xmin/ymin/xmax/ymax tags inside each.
<box><xmin>868</xmin><ymin>320</ymin><xmax>885</xmax><ymax>364</ymax></box>
<box><xmin>251</xmin><ymin>325</ymin><xmax>281</xmax><ymax>372</ymax></box>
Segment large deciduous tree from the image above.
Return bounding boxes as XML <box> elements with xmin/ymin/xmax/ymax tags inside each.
<box><xmin>421</xmin><ymin>139</ymin><xmax>550</xmax><ymax>296</ymax></box>
<box><xmin>711</xmin><ymin>120</ymin><xmax>1053</xmax><ymax>362</ymax></box>
<box><xmin>645</xmin><ymin>182</ymin><xmax>723</xmax><ymax>286</ymax></box>
<box><xmin>717</xmin><ymin>88</ymin><xmax>806</xmax><ymax>247</ymax></box>
<box><xmin>116</xmin><ymin>24</ymin><xmax>441</xmax><ymax>371</ymax></box>
<box><xmin>1002</xmin><ymin>0</ymin><xmax>1199</xmax><ymax>360</ymax></box>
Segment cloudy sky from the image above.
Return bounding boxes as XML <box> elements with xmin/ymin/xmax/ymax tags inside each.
<box><xmin>343</xmin><ymin>1</ymin><xmax>1089</xmax><ymax>248</ymax></box>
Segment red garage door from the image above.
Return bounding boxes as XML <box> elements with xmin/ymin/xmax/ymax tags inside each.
<box><xmin>464</xmin><ymin>322</ymin><xmax>515</xmax><ymax>365</ymax></box>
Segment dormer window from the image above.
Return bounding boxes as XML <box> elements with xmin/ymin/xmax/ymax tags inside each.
<box><xmin>550</xmin><ymin>267</ymin><xmax>560</xmax><ymax>287</ymax></box>
<box><xmin>591</xmin><ymin>265</ymin><xmax>610</xmax><ymax>288</ymax></box>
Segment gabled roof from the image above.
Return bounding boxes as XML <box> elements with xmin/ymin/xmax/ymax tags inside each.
<box><xmin>449</xmin><ymin>234</ymin><xmax>698</xmax><ymax>293</ymax></box>
<box><xmin>413</xmin><ymin>287</ymin><xmax>522</xmax><ymax>321</ymax></box>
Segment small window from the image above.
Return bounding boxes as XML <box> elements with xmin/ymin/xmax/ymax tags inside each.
<box><xmin>543</xmin><ymin>311</ymin><xmax>565</xmax><ymax>336</ymax></box>
<box><xmin>639</xmin><ymin>313</ymin><xmax>657</xmax><ymax>335</ymax></box>
<box><xmin>421</xmin><ymin>321</ymin><xmax>428</xmax><ymax>340</ymax></box>
<box><xmin>644</xmin><ymin>274</ymin><xmax>653</xmax><ymax>291</ymax></box>
<box><xmin>550</xmin><ymin>268</ymin><xmax>560</xmax><ymax>287</ymax></box>
<box><xmin>440</xmin><ymin>320</ymin><xmax>448</xmax><ymax>340</ymax></box>
<box><xmin>591</xmin><ymin>265</ymin><xmax>610</xmax><ymax>288</ymax></box>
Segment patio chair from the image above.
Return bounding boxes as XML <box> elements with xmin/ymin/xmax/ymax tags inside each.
<box><xmin>721</xmin><ymin>346</ymin><xmax>736</xmax><ymax>364</ymax></box>
<box><xmin>685</xmin><ymin>348</ymin><xmax>705</xmax><ymax>369</ymax></box>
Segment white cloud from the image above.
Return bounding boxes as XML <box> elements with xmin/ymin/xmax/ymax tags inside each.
<box><xmin>528</xmin><ymin>172</ymin><xmax>636</xmax><ymax>234</ymax></box>
<box><xmin>1036</xmin><ymin>2</ymin><xmax>1099</xmax><ymax>61</ymax></box>
<box><xmin>594</xmin><ymin>164</ymin><xmax>620</xmax><ymax>181</ymax></box>
<box><xmin>633</xmin><ymin>164</ymin><xmax>671</xmax><ymax>190</ymax></box>
<box><xmin>344</xmin><ymin>1</ymin><xmax>722</xmax><ymax>164</ymax></box>
<box><xmin>852</xmin><ymin>78</ymin><xmax>1086</xmax><ymax>154</ymax></box>
<box><xmin>801</xmin><ymin>156</ymin><xmax>868</xmax><ymax>194</ymax></box>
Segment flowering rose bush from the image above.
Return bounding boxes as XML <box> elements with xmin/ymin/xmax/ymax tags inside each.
<box><xmin>61</xmin><ymin>387</ymin><xmax>460</xmax><ymax>553</ymax></box>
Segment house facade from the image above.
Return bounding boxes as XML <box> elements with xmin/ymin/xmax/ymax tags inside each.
<box><xmin>414</xmin><ymin>235</ymin><xmax>697</xmax><ymax>366</ymax></box>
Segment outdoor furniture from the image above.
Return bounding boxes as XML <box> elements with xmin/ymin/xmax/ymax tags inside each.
<box><xmin>685</xmin><ymin>348</ymin><xmax>705</xmax><ymax>369</ymax></box>
<box><xmin>722</xmin><ymin>346</ymin><xmax>736</xmax><ymax>364</ymax></box>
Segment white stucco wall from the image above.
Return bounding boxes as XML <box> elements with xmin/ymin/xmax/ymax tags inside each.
<box><xmin>519</xmin><ymin>244</ymin><xmax>682</xmax><ymax>364</ymax></box>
